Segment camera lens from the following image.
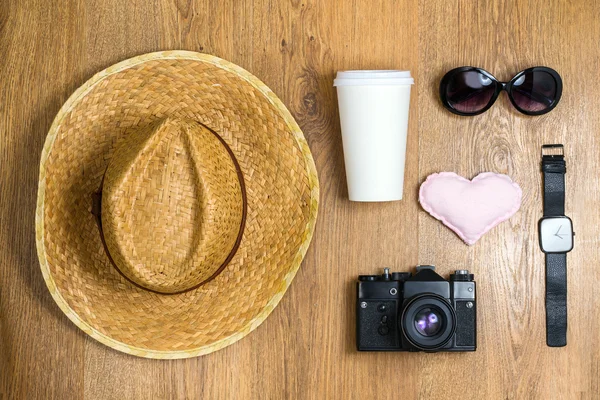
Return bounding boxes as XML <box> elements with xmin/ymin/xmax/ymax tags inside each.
<box><xmin>414</xmin><ymin>308</ymin><xmax>443</xmax><ymax>336</ymax></box>
<box><xmin>400</xmin><ymin>294</ymin><xmax>456</xmax><ymax>351</ymax></box>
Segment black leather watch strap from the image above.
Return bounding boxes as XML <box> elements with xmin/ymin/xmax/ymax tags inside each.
<box><xmin>545</xmin><ymin>253</ymin><xmax>567</xmax><ymax>347</ymax></box>
<box><xmin>540</xmin><ymin>144</ymin><xmax>568</xmax><ymax>347</ymax></box>
<box><xmin>542</xmin><ymin>152</ymin><xmax>566</xmax><ymax>217</ymax></box>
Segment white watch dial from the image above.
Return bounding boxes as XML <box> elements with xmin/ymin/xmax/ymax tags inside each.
<box><xmin>540</xmin><ymin>217</ymin><xmax>573</xmax><ymax>253</ymax></box>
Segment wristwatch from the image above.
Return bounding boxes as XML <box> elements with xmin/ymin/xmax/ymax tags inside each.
<box><xmin>538</xmin><ymin>144</ymin><xmax>574</xmax><ymax>347</ymax></box>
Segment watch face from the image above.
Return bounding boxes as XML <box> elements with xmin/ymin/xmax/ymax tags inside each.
<box><xmin>539</xmin><ymin>217</ymin><xmax>573</xmax><ymax>253</ymax></box>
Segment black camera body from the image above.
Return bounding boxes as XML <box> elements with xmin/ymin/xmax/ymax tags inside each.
<box><xmin>357</xmin><ymin>266</ymin><xmax>476</xmax><ymax>352</ymax></box>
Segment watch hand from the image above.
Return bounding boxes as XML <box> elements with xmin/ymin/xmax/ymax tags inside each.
<box><xmin>554</xmin><ymin>225</ymin><xmax>567</xmax><ymax>239</ymax></box>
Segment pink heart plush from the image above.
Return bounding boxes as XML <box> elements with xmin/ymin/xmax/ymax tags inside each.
<box><xmin>419</xmin><ymin>172</ymin><xmax>522</xmax><ymax>245</ymax></box>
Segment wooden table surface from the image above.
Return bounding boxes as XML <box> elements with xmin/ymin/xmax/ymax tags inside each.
<box><xmin>2</xmin><ymin>0</ymin><xmax>599</xmax><ymax>399</ymax></box>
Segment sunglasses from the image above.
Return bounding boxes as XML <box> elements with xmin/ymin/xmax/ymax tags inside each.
<box><xmin>439</xmin><ymin>66</ymin><xmax>562</xmax><ymax>116</ymax></box>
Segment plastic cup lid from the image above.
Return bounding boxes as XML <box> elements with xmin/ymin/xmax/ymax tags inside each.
<box><xmin>333</xmin><ymin>70</ymin><xmax>414</xmax><ymax>86</ymax></box>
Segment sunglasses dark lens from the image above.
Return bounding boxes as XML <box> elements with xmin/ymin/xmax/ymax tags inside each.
<box><xmin>444</xmin><ymin>70</ymin><xmax>496</xmax><ymax>114</ymax></box>
<box><xmin>510</xmin><ymin>70</ymin><xmax>558</xmax><ymax>113</ymax></box>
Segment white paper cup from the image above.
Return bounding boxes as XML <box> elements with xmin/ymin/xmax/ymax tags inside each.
<box><xmin>334</xmin><ymin>70</ymin><xmax>414</xmax><ymax>202</ymax></box>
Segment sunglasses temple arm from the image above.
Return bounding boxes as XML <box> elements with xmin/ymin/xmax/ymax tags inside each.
<box><xmin>511</xmin><ymin>87</ymin><xmax>555</xmax><ymax>107</ymax></box>
<box><xmin>447</xmin><ymin>90</ymin><xmax>493</xmax><ymax>104</ymax></box>
<box><xmin>451</xmin><ymin>88</ymin><xmax>554</xmax><ymax>108</ymax></box>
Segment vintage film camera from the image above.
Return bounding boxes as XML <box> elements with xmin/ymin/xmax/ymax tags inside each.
<box><xmin>357</xmin><ymin>266</ymin><xmax>476</xmax><ymax>352</ymax></box>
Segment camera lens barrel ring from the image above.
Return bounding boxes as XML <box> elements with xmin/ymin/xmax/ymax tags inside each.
<box><xmin>400</xmin><ymin>294</ymin><xmax>457</xmax><ymax>351</ymax></box>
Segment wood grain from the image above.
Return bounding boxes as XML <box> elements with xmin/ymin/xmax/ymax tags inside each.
<box><xmin>1</xmin><ymin>0</ymin><xmax>598</xmax><ymax>398</ymax></box>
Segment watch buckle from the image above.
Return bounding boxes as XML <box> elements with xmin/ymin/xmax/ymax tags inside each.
<box><xmin>541</xmin><ymin>144</ymin><xmax>564</xmax><ymax>158</ymax></box>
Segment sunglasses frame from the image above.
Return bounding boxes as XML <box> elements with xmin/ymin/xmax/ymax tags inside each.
<box><xmin>439</xmin><ymin>66</ymin><xmax>563</xmax><ymax>116</ymax></box>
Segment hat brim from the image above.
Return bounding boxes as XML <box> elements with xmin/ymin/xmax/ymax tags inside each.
<box><xmin>36</xmin><ymin>51</ymin><xmax>319</xmax><ymax>358</ymax></box>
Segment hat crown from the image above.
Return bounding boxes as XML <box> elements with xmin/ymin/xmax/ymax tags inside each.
<box><xmin>101</xmin><ymin>118</ymin><xmax>245</xmax><ymax>293</ymax></box>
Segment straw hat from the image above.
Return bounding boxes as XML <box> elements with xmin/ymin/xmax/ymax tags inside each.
<box><xmin>36</xmin><ymin>51</ymin><xmax>319</xmax><ymax>358</ymax></box>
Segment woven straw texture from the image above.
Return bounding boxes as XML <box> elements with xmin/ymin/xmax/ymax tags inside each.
<box><xmin>102</xmin><ymin>117</ymin><xmax>245</xmax><ymax>293</ymax></box>
<box><xmin>36</xmin><ymin>51</ymin><xmax>319</xmax><ymax>359</ymax></box>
